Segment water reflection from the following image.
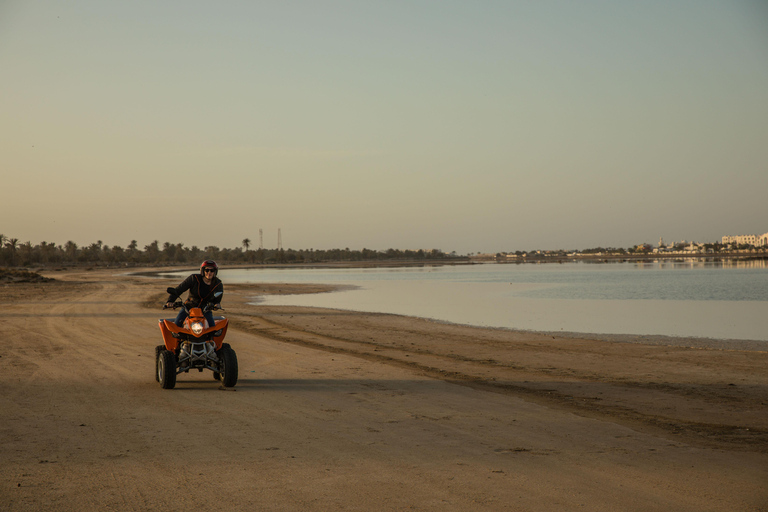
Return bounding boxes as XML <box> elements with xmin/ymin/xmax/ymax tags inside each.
<box><xmin>635</xmin><ymin>259</ymin><xmax>768</xmax><ymax>270</ymax></box>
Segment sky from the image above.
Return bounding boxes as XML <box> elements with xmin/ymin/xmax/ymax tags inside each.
<box><xmin>2</xmin><ymin>1</ymin><xmax>767</xmax><ymax>255</ymax></box>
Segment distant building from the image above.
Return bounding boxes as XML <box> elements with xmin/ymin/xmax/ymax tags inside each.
<box><xmin>469</xmin><ymin>253</ymin><xmax>498</xmax><ymax>261</ymax></box>
<box><xmin>722</xmin><ymin>232</ymin><xmax>768</xmax><ymax>247</ymax></box>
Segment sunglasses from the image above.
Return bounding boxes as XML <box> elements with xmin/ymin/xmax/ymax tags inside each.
<box><xmin>203</xmin><ymin>268</ymin><xmax>216</xmax><ymax>273</ymax></box>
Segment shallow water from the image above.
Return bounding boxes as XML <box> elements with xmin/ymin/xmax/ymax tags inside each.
<box><xmin>158</xmin><ymin>260</ymin><xmax>768</xmax><ymax>341</ymax></box>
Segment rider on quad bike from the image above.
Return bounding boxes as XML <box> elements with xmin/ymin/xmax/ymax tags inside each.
<box><xmin>156</xmin><ymin>260</ymin><xmax>237</xmax><ymax>389</ymax></box>
<box><xmin>165</xmin><ymin>260</ymin><xmax>223</xmax><ymax>326</ymax></box>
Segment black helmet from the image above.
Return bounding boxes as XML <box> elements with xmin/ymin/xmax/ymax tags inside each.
<box><xmin>200</xmin><ymin>260</ymin><xmax>219</xmax><ymax>276</ymax></box>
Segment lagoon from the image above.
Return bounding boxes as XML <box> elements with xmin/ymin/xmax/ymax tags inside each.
<box><xmin>159</xmin><ymin>260</ymin><xmax>768</xmax><ymax>342</ymax></box>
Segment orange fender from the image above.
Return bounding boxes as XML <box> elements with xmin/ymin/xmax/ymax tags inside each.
<box><xmin>211</xmin><ymin>318</ymin><xmax>228</xmax><ymax>350</ymax></box>
<box><xmin>159</xmin><ymin>319</ymin><xmax>180</xmax><ymax>351</ymax></box>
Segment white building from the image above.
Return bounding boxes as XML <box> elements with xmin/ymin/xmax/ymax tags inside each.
<box><xmin>722</xmin><ymin>232</ymin><xmax>768</xmax><ymax>247</ymax></box>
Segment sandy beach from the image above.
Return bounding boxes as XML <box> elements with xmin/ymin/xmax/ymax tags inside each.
<box><xmin>2</xmin><ymin>268</ymin><xmax>767</xmax><ymax>511</ymax></box>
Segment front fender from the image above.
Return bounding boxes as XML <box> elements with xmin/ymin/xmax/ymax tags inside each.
<box><xmin>212</xmin><ymin>318</ymin><xmax>229</xmax><ymax>350</ymax></box>
<box><xmin>159</xmin><ymin>319</ymin><xmax>179</xmax><ymax>351</ymax></box>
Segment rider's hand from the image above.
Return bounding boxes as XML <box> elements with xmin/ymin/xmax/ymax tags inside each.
<box><xmin>165</xmin><ymin>302</ymin><xmax>175</xmax><ymax>309</ymax></box>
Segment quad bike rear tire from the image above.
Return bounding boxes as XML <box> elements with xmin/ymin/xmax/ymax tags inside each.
<box><xmin>217</xmin><ymin>344</ymin><xmax>238</xmax><ymax>388</ymax></box>
<box><xmin>158</xmin><ymin>350</ymin><xmax>177</xmax><ymax>389</ymax></box>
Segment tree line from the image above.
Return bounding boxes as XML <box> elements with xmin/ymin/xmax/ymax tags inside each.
<box><xmin>0</xmin><ymin>235</ymin><xmax>459</xmax><ymax>267</ymax></box>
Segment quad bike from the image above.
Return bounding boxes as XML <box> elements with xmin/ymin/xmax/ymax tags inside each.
<box><xmin>156</xmin><ymin>288</ymin><xmax>238</xmax><ymax>389</ymax></box>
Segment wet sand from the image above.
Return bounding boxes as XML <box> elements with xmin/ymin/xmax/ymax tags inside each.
<box><xmin>2</xmin><ymin>268</ymin><xmax>767</xmax><ymax>511</ymax></box>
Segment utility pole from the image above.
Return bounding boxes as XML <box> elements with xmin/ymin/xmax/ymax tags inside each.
<box><xmin>277</xmin><ymin>228</ymin><xmax>282</xmax><ymax>251</ymax></box>
<box><xmin>259</xmin><ymin>229</ymin><xmax>263</xmax><ymax>250</ymax></box>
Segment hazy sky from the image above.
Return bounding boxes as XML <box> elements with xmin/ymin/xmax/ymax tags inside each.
<box><xmin>2</xmin><ymin>1</ymin><xmax>767</xmax><ymax>254</ymax></box>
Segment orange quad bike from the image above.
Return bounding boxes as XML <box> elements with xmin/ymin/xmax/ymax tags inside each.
<box><xmin>156</xmin><ymin>288</ymin><xmax>237</xmax><ymax>389</ymax></box>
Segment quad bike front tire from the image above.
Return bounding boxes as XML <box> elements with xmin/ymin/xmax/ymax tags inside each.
<box><xmin>155</xmin><ymin>345</ymin><xmax>165</xmax><ymax>382</ymax></box>
<box><xmin>217</xmin><ymin>344</ymin><xmax>238</xmax><ymax>388</ymax></box>
<box><xmin>157</xmin><ymin>350</ymin><xmax>177</xmax><ymax>389</ymax></box>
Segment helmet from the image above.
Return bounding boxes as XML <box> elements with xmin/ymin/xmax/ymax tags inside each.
<box><xmin>200</xmin><ymin>260</ymin><xmax>219</xmax><ymax>276</ymax></box>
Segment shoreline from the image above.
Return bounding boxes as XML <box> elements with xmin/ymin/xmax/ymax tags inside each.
<box><xmin>133</xmin><ymin>267</ymin><xmax>768</xmax><ymax>350</ymax></box>
<box><xmin>247</xmin><ymin>290</ymin><xmax>768</xmax><ymax>352</ymax></box>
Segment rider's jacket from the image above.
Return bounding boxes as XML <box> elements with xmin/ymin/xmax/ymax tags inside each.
<box><xmin>167</xmin><ymin>274</ymin><xmax>223</xmax><ymax>308</ymax></box>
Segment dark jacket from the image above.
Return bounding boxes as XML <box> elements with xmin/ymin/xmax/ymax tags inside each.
<box><xmin>167</xmin><ymin>274</ymin><xmax>223</xmax><ymax>308</ymax></box>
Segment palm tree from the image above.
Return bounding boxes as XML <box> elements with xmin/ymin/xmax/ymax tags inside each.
<box><xmin>5</xmin><ymin>238</ymin><xmax>18</xmax><ymax>265</ymax></box>
<box><xmin>64</xmin><ymin>241</ymin><xmax>78</xmax><ymax>261</ymax></box>
<box><xmin>242</xmin><ymin>238</ymin><xmax>251</xmax><ymax>251</ymax></box>
<box><xmin>145</xmin><ymin>240</ymin><xmax>160</xmax><ymax>262</ymax></box>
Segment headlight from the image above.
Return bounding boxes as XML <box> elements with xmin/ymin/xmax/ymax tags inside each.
<box><xmin>191</xmin><ymin>322</ymin><xmax>204</xmax><ymax>336</ymax></box>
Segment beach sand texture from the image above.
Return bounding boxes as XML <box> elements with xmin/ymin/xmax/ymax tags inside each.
<box><xmin>1</xmin><ymin>268</ymin><xmax>766</xmax><ymax>511</ymax></box>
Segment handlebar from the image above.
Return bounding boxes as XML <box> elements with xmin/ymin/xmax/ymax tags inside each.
<box><xmin>162</xmin><ymin>301</ymin><xmax>222</xmax><ymax>311</ymax></box>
